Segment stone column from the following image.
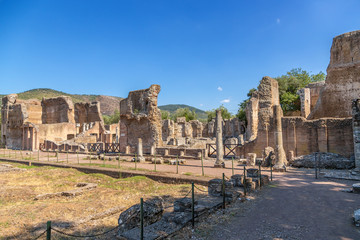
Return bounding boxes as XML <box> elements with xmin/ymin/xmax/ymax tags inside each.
<box><xmin>317</xmin><ymin>120</ymin><xmax>328</xmax><ymax>153</ymax></box>
<box><xmin>214</xmin><ymin>109</ymin><xmax>225</xmax><ymax>168</ymax></box>
<box><xmin>137</xmin><ymin>138</ymin><xmax>145</xmax><ymax>162</ymax></box>
<box><xmin>273</xmin><ymin>105</ymin><xmax>287</xmax><ymax>171</ymax></box>
<box><xmin>297</xmin><ymin>88</ymin><xmax>311</xmax><ymax>118</ymax></box>
<box><xmin>125</xmin><ymin>145</ymin><xmax>130</xmax><ymax>154</ymax></box>
<box><xmin>150</xmin><ymin>144</ymin><xmax>156</xmax><ymax>156</ymax></box>
<box><xmin>352</xmin><ymin>100</ymin><xmax>360</xmax><ymax>171</ymax></box>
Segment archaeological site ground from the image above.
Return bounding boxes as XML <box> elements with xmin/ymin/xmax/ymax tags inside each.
<box><xmin>1</xmin><ymin>31</ymin><xmax>360</xmax><ymax>239</ymax></box>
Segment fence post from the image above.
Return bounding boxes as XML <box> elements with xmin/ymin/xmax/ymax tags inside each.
<box><xmin>270</xmin><ymin>162</ymin><xmax>273</xmax><ymax>181</ymax></box>
<box><xmin>77</xmin><ymin>151</ymin><xmax>79</xmax><ymax>164</ymax></box>
<box><xmin>135</xmin><ymin>153</ymin><xmax>137</xmax><ymax>170</ymax></box>
<box><xmin>258</xmin><ymin>163</ymin><xmax>261</xmax><ymax>188</ymax></box>
<box><xmin>30</xmin><ymin>151</ymin><xmax>32</xmax><ymax>160</ymax></box>
<box><xmin>154</xmin><ymin>153</ymin><xmax>157</xmax><ymax>172</ymax></box>
<box><xmin>222</xmin><ymin>173</ymin><xmax>225</xmax><ymax>209</ymax></box>
<box><xmin>118</xmin><ymin>153</ymin><xmax>120</xmax><ymax>169</ymax></box>
<box><xmin>66</xmin><ymin>151</ymin><xmax>69</xmax><ymax>164</ymax></box>
<box><xmin>192</xmin><ymin>182</ymin><xmax>195</xmax><ymax>228</ymax></box>
<box><xmin>243</xmin><ymin>166</ymin><xmax>247</xmax><ymax>197</ymax></box>
<box><xmin>20</xmin><ymin>149</ymin><xmax>23</xmax><ymax>160</ymax></box>
<box><xmin>232</xmin><ymin>157</ymin><xmax>234</xmax><ymax>176</ymax></box>
<box><xmin>47</xmin><ymin>151</ymin><xmax>49</xmax><ymax>162</ymax></box>
<box><xmin>140</xmin><ymin>198</ymin><xmax>144</xmax><ymax>240</ymax></box>
<box><xmin>315</xmin><ymin>153</ymin><xmax>318</xmax><ymax>179</ymax></box>
<box><xmin>176</xmin><ymin>155</ymin><xmax>179</xmax><ymax>174</ymax></box>
<box><xmin>46</xmin><ymin>221</ymin><xmax>51</xmax><ymax>240</ymax></box>
<box><xmin>201</xmin><ymin>155</ymin><xmax>204</xmax><ymax>176</ymax></box>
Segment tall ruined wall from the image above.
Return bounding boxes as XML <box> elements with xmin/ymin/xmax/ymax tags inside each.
<box><xmin>1</xmin><ymin>94</ymin><xmax>42</xmax><ymax>149</ymax></box>
<box><xmin>38</xmin><ymin>123</ymin><xmax>77</xmax><ymax>143</ymax></box>
<box><xmin>41</xmin><ymin>96</ymin><xmax>75</xmax><ymax>124</ymax></box>
<box><xmin>119</xmin><ymin>85</ymin><xmax>162</xmax><ymax>150</ymax></box>
<box><xmin>240</xmin><ymin>116</ymin><xmax>353</xmax><ymax>158</ymax></box>
<box><xmin>74</xmin><ymin>102</ymin><xmax>103</xmax><ymax>124</ymax></box>
<box><xmin>309</xmin><ymin>30</ymin><xmax>360</xmax><ymax>119</ymax></box>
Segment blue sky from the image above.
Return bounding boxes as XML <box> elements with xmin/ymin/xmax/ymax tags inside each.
<box><xmin>1</xmin><ymin>0</ymin><xmax>359</xmax><ymax>113</ymax></box>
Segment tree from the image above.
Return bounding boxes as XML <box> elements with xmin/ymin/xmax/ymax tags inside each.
<box><xmin>103</xmin><ymin>109</ymin><xmax>120</xmax><ymax>125</ymax></box>
<box><xmin>172</xmin><ymin>108</ymin><xmax>197</xmax><ymax>122</ymax></box>
<box><xmin>161</xmin><ymin>110</ymin><xmax>171</xmax><ymax>120</ymax></box>
<box><xmin>206</xmin><ymin>105</ymin><xmax>233</xmax><ymax>122</ymax></box>
<box><xmin>236</xmin><ymin>88</ymin><xmax>256</xmax><ymax>123</ymax></box>
<box><xmin>236</xmin><ymin>68</ymin><xmax>326</xmax><ymax>122</ymax></box>
<box><xmin>276</xmin><ymin>68</ymin><xmax>325</xmax><ymax>113</ymax></box>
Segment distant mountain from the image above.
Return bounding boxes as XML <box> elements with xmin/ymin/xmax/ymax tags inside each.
<box><xmin>0</xmin><ymin>88</ymin><xmax>122</xmax><ymax>116</ymax></box>
<box><xmin>158</xmin><ymin>104</ymin><xmax>207</xmax><ymax>120</ymax></box>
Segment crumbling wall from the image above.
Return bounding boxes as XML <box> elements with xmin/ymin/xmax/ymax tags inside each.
<box><xmin>119</xmin><ymin>85</ymin><xmax>162</xmax><ymax>151</ymax></box>
<box><xmin>38</xmin><ymin>123</ymin><xmax>77</xmax><ymax>143</ymax></box>
<box><xmin>75</xmin><ymin>102</ymin><xmax>103</xmax><ymax>124</ymax></box>
<box><xmin>309</xmin><ymin>30</ymin><xmax>360</xmax><ymax>119</ymax></box>
<box><xmin>1</xmin><ymin>95</ymin><xmax>42</xmax><ymax>149</ymax></box>
<box><xmin>41</xmin><ymin>96</ymin><xmax>75</xmax><ymax>124</ymax></box>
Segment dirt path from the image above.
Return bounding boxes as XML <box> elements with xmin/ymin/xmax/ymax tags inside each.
<box><xmin>192</xmin><ymin>168</ymin><xmax>360</xmax><ymax>240</ymax></box>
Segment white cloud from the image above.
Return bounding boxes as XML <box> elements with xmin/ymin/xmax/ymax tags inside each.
<box><xmin>220</xmin><ymin>99</ymin><xmax>230</xmax><ymax>103</ymax></box>
<box><xmin>217</xmin><ymin>86</ymin><xmax>223</xmax><ymax>91</ymax></box>
<box><xmin>276</xmin><ymin>18</ymin><xmax>280</xmax><ymax>24</ymax></box>
<box><xmin>199</xmin><ymin>103</ymin><xmax>204</xmax><ymax>107</ymax></box>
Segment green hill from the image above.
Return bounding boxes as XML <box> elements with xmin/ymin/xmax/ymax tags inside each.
<box><xmin>158</xmin><ymin>104</ymin><xmax>207</xmax><ymax>120</ymax></box>
<box><xmin>0</xmin><ymin>88</ymin><xmax>122</xmax><ymax>116</ymax></box>
<box><xmin>0</xmin><ymin>89</ymin><xmax>208</xmax><ymax>120</ymax></box>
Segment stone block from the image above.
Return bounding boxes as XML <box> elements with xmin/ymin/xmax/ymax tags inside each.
<box><xmin>353</xmin><ymin>183</ymin><xmax>360</xmax><ymax>194</ymax></box>
<box><xmin>247</xmin><ymin>153</ymin><xmax>256</xmax><ymax>166</ymax></box>
<box><xmin>118</xmin><ymin>197</ymin><xmax>164</xmax><ymax>235</ymax></box>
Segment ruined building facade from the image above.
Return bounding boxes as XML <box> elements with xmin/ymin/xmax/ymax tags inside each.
<box><xmin>1</xmin><ymin>94</ymin><xmax>117</xmax><ymax>150</ymax></box>
<box><xmin>240</xmin><ymin>30</ymin><xmax>360</xmax><ymax>160</ymax></box>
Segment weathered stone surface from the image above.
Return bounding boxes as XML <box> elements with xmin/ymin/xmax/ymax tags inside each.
<box><xmin>353</xmin><ymin>183</ymin><xmax>360</xmax><ymax>194</ymax></box>
<box><xmin>247</xmin><ymin>153</ymin><xmax>256</xmax><ymax>166</ymax></box>
<box><xmin>173</xmin><ymin>197</ymin><xmax>197</xmax><ymax>212</ymax></box>
<box><xmin>0</xmin><ymin>164</ymin><xmax>26</xmax><ymax>173</ymax></box>
<box><xmin>214</xmin><ymin>109</ymin><xmax>224</xmax><ymax>168</ymax></box>
<box><xmin>309</xmin><ymin>30</ymin><xmax>360</xmax><ymax>119</ymax></box>
<box><xmin>262</xmin><ymin>147</ymin><xmax>275</xmax><ymax>167</ymax></box>
<box><xmin>273</xmin><ymin>105</ymin><xmax>287</xmax><ymax>170</ymax></box>
<box><xmin>118</xmin><ymin>197</ymin><xmax>164</xmax><ymax>235</ymax></box>
<box><xmin>34</xmin><ymin>183</ymin><xmax>97</xmax><ymax>200</ymax></box>
<box><xmin>291</xmin><ymin>152</ymin><xmax>355</xmax><ymax>169</ymax></box>
<box><xmin>119</xmin><ymin>85</ymin><xmax>163</xmax><ymax>152</ymax></box>
<box><xmin>354</xmin><ymin>209</ymin><xmax>360</xmax><ymax>227</ymax></box>
<box><xmin>208</xmin><ymin>179</ymin><xmax>233</xmax><ymax>197</ymax></box>
<box><xmin>352</xmin><ymin>99</ymin><xmax>360</xmax><ymax>169</ymax></box>
<box><xmin>230</xmin><ymin>174</ymin><xmax>244</xmax><ymax>187</ymax></box>
<box><xmin>246</xmin><ymin>168</ymin><xmax>259</xmax><ymax>178</ymax></box>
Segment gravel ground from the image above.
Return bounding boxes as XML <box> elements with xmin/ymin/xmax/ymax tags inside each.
<box><xmin>174</xmin><ymin>168</ymin><xmax>360</xmax><ymax>240</ymax></box>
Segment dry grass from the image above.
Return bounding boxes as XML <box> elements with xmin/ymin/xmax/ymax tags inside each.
<box><xmin>0</xmin><ymin>161</ymin><xmax>196</xmax><ymax>239</ymax></box>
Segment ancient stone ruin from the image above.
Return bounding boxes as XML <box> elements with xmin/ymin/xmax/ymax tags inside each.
<box><xmin>1</xmin><ymin>94</ymin><xmax>118</xmax><ymax>151</ymax></box>
<box><xmin>1</xmin><ymin>30</ymin><xmax>360</xmax><ymax>171</ymax></box>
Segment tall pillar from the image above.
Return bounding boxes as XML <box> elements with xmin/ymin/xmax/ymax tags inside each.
<box><xmin>273</xmin><ymin>105</ymin><xmax>287</xmax><ymax>171</ymax></box>
<box><xmin>29</xmin><ymin>128</ymin><xmax>33</xmax><ymax>151</ymax></box>
<box><xmin>352</xmin><ymin>100</ymin><xmax>360</xmax><ymax>171</ymax></box>
<box><xmin>297</xmin><ymin>88</ymin><xmax>311</xmax><ymax>118</ymax></box>
<box><xmin>317</xmin><ymin>120</ymin><xmax>328</xmax><ymax>153</ymax></box>
<box><xmin>214</xmin><ymin>109</ymin><xmax>225</xmax><ymax>168</ymax></box>
<box><xmin>137</xmin><ymin>138</ymin><xmax>145</xmax><ymax>163</ymax></box>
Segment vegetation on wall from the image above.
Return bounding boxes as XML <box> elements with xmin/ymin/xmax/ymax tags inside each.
<box><xmin>103</xmin><ymin>109</ymin><xmax>120</xmax><ymax>125</ymax></box>
<box><xmin>236</xmin><ymin>68</ymin><xmax>326</xmax><ymax>123</ymax></box>
<box><xmin>161</xmin><ymin>108</ymin><xmax>197</xmax><ymax>122</ymax></box>
<box><xmin>206</xmin><ymin>105</ymin><xmax>233</xmax><ymax>122</ymax></box>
